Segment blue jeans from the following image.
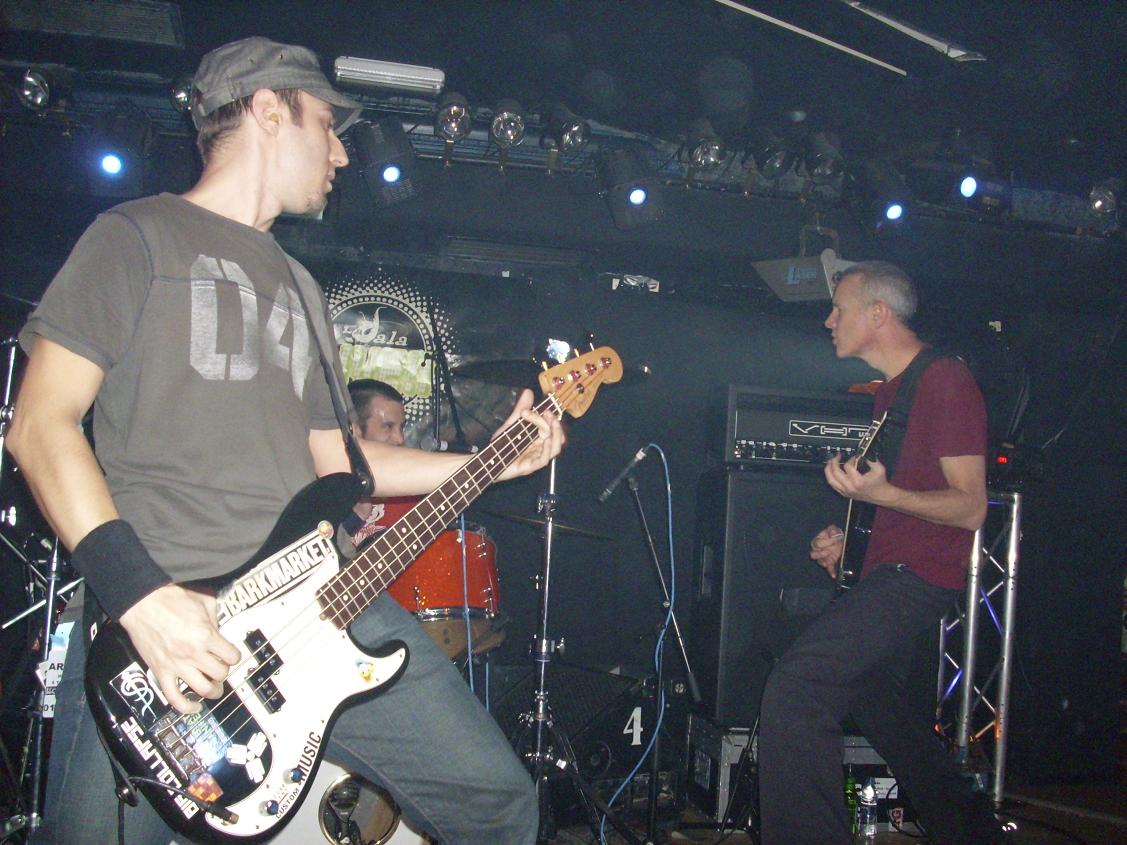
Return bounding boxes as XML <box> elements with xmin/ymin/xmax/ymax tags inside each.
<box><xmin>758</xmin><ymin>564</ymin><xmax>1002</xmax><ymax>845</ymax></box>
<box><xmin>33</xmin><ymin>593</ymin><xmax>536</xmax><ymax>845</ymax></box>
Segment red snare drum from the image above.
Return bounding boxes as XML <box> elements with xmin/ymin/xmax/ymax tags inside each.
<box><xmin>388</xmin><ymin>528</ymin><xmax>502</xmax><ymax>658</ymax></box>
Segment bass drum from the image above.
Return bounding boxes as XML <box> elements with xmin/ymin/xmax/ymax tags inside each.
<box><xmin>273</xmin><ymin>759</ymin><xmax>429</xmax><ymax>845</ymax></box>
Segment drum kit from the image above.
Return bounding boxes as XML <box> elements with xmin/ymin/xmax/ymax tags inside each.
<box><xmin>0</xmin><ymin>336</ymin><xmax>650</xmax><ymax>845</ymax></box>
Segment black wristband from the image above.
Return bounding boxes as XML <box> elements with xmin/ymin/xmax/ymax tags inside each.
<box><xmin>71</xmin><ymin>520</ymin><xmax>172</xmax><ymax>620</ymax></box>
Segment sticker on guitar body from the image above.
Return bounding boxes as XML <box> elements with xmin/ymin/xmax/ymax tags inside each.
<box><xmin>119</xmin><ymin>714</ymin><xmax>203</xmax><ymax>820</ymax></box>
<box><xmin>216</xmin><ymin>522</ymin><xmax>337</xmax><ymax>623</ymax></box>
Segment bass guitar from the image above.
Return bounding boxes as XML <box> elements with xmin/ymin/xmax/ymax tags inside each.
<box><xmin>84</xmin><ymin>347</ymin><xmax>623</xmax><ymax>844</ymax></box>
<box><xmin>835</xmin><ymin>411</ymin><xmax>887</xmax><ymax>591</ymax></box>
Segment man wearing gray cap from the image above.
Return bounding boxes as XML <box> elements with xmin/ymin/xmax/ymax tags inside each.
<box><xmin>9</xmin><ymin>37</ymin><xmax>558</xmax><ymax>845</ymax></box>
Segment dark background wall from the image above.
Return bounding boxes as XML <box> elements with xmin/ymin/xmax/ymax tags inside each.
<box><xmin>1</xmin><ymin>91</ymin><xmax>1125</xmax><ymax>787</ymax></box>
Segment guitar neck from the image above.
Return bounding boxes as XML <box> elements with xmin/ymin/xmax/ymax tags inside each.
<box><xmin>317</xmin><ymin>394</ymin><xmax>561</xmax><ymax>626</ymax></box>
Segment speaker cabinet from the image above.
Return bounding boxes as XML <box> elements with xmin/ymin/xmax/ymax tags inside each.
<box><xmin>689</xmin><ymin>464</ymin><xmax>847</xmax><ymax>727</ymax></box>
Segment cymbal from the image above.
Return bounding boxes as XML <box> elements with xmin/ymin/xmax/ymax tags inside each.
<box><xmin>452</xmin><ymin>358</ymin><xmax>652</xmax><ymax>387</ymax></box>
<box><xmin>481</xmin><ymin>509</ymin><xmax>614</xmax><ymax>541</ymax></box>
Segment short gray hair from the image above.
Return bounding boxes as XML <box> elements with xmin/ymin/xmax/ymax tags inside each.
<box><xmin>838</xmin><ymin>260</ymin><xmax>918</xmax><ymax>323</ymax></box>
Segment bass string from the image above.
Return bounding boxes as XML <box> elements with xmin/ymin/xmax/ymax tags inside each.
<box><xmin>163</xmin><ymin>387</ymin><xmax>574</xmax><ymax>761</ymax></box>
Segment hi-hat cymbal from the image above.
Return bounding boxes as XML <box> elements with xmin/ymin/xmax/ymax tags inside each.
<box><xmin>481</xmin><ymin>509</ymin><xmax>614</xmax><ymax>541</ymax></box>
<box><xmin>452</xmin><ymin>358</ymin><xmax>651</xmax><ymax>388</ymax></box>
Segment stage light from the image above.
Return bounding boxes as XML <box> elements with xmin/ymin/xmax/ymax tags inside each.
<box><xmin>595</xmin><ymin>146</ymin><xmax>664</xmax><ymax>230</ymax></box>
<box><xmin>434</xmin><ymin>92</ymin><xmax>472</xmax><ymax>167</ymax></box>
<box><xmin>436</xmin><ymin>93</ymin><xmax>472</xmax><ymax>142</ymax></box>
<box><xmin>17</xmin><ymin>65</ymin><xmax>72</xmax><ymax>111</ymax></box>
<box><xmin>802</xmin><ymin>132</ymin><xmax>845</xmax><ymax>184</ymax></box>
<box><xmin>542</xmin><ymin>102</ymin><xmax>589</xmax><ymax>176</ymax></box>
<box><xmin>957</xmin><ymin>173</ymin><xmax>1011</xmax><ymax>214</ymax></box>
<box><xmin>352</xmin><ymin>117</ymin><xmax>418</xmax><ymax>206</ymax></box>
<box><xmin>1088</xmin><ymin>177</ymin><xmax>1123</xmax><ymax>216</ymax></box>
<box><xmin>88</xmin><ymin>99</ymin><xmax>153</xmax><ymax>198</ymax></box>
<box><xmin>685</xmin><ymin>118</ymin><xmax>725</xmax><ymax>184</ymax></box>
<box><xmin>868</xmin><ymin>184</ymin><xmax>912</xmax><ymax>233</ymax></box>
<box><xmin>748</xmin><ymin>125</ymin><xmax>796</xmax><ymax>179</ymax></box>
<box><xmin>334</xmin><ymin>56</ymin><xmax>445</xmax><ymax>96</ymax></box>
<box><xmin>849</xmin><ymin>158</ymin><xmax>913</xmax><ymax>235</ymax></box>
<box><xmin>169</xmin><ymin>74</ymin><xmax>193</xmax><ymax>114</ymax></box>
<box><xmin>688</xmin><ymin>119</ymin><xmax>725</xmax><ymax>169</ymax></box>
<box><xmin>490</xmin><ymin>99</ymin><xmax>525</xmax><ymax>147</ymax></box>
<box><xmin>489</xmin><ymin>99</ymin><xmax>525</xmax><ymax>171</ymax></box>
<box><xmin>546</xmin><ymin>102</ymin><xmax>590</xmax><ymax>153</ymax></box>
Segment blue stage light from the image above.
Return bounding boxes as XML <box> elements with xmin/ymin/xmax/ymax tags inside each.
<box><xmin>959</xmin><ymin>175</ymin><xmax>978</xmax><ymax>198</ymax></box>
<box><xmin>353</xmin><ymin>118</ymin><xmax>418</xmax><ymax>206</ymax></box>
<box><xmin>100</xmin><ymin>153</ymin><xmax>124</xmax><ymax>175</ymax></box>
<box><xmin>595</xmin><ymin>146</ymin><xmax>663</xmax><ymax>229</ymax></box>
<box><xmin>884</xmin><ymin>202</ymin><xmax>904</xmax><ymax>221</ymax></box>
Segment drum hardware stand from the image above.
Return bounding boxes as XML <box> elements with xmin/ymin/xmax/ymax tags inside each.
<box><xmin>509</xmin><ymin>458</ymin><xmax>646</xmax><ymax>845</ymax></box>
<box><xmin>0</xmin><ymin>337</ymin><xmax>18</xmax><ymax>480</ymax></box>
<box><xmin>621</xmin><ymin>472</ymin><xmax>702</xmax><ymax>844</ymax></box>
<box><xmin>0</xmin><ymin>335</ymin><xmax>67</xmax><ymax>838</ymax></box>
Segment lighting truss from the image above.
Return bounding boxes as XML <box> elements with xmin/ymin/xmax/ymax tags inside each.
<box><xmin>935</xmin><ymin>491</ymin><xmax>1021</xmax><ymax>805</ymax></box>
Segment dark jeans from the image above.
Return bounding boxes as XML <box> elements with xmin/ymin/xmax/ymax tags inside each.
<box><xmin>33</xmin><ymin>593</ymin><xmax>536</xmax><ymax>845</ymax></box>
<box><xmin>758</xmin><ymin>564</ymin><xmax>1001</xmax><ymax>845</ymax></box>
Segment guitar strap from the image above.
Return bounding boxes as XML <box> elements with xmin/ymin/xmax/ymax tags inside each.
<box><xmin>873</xmin><ymin>347</ymin><xmax>951</xmax><ymax>481</ymax></box>
<box><xmin>282</xmin><ymin>253</ymin><xmax>375</xmax><ymax>497</ymax></box>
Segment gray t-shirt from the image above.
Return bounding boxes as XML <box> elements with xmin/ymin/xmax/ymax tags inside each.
<box><xmin>21</xmin><ymin>193</ymin><xmax>340</xmax><ymax>582</ymax></box>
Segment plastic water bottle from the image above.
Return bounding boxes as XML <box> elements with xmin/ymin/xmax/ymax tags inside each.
<box><xmin>856</xmin><ymin>776</ymin><xmax>878</xmax><ymax>842</ymax></box>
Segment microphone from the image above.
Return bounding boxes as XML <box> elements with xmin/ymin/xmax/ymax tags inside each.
<box><xmin>597</xmin><ymin>447</ymin><xmax>648</xmax><ymax>503</ymax></box>
<box><xmin>419</xmin><ymin>435</ymin><xmax>478</xmax><ymax>454</ymax></box>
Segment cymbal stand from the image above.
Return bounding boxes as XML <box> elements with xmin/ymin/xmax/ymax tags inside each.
<box><xmin>511</xmin><ymin>458</ymin><xmax>645</xmax><ymax>845</ymax></box>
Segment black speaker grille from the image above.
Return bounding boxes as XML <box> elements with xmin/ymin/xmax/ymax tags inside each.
<box><xmin>689</xmin><ymin>465</ymin><xmax>847</xmax><ymax>727</ymax></box>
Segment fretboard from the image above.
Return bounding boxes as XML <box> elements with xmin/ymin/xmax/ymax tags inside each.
<box><xmin>316</xmin><ymin>394</ymin><xmax>561</xmax><ymax>626</ymax></box>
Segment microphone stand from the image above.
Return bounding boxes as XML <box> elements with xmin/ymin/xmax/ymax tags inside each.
<box><xmin>425</xmin><ymin>298</ymin><xmax>470</xmax><ymax>452</ymax></box>
<box><xmin>623</xmin><ymin>473</ymin><xmax>702</xmax><ymax>844</ymax></box>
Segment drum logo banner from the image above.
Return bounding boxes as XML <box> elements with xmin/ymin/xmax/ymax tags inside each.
<box><xmin>325</xmin><ymin>270</ymin><xmax>456</xmax><ymax>434</ymax></box>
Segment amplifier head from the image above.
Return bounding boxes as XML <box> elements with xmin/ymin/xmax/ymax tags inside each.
<box><xmin>720</xmin><ymin>385</ymin><xmax>874</xmax><ymax>465</ymax></box>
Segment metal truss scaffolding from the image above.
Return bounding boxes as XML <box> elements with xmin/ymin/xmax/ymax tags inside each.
<box><xmin>936</xmin><ymin>490</ymin><xmax>1022</xmax><ymax>806</ymax></box>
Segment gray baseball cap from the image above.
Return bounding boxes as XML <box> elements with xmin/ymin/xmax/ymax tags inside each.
<box><xmin>191</xmin><ymin>37</ymin><xmax>362</xmax><ymax>133</ymax></box>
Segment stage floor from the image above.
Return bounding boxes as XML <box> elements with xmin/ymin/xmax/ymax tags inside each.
<box><xmin>554</xmin><ymin>778</ymin><xmax>1127</xmax><ymax>845</ymax></box>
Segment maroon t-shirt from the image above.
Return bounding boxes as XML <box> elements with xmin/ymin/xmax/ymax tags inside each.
<box><xmin>860</xmin><ymin>357</ymin><xmax>987</xmax><ymax>590</ymax></box>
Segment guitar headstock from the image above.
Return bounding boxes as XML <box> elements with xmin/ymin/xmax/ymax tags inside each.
<box><xmin>855</xmin><ymin>411</ymin><xmax>888</xmax><ymax>461</ymax></box>
<box><xmin>538</xmin><ymin>346</ymin><xmax>623</xmax><ymax>418</ymax></box>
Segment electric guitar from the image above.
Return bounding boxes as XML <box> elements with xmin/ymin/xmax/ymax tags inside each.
<box><xmin>835</xmin><ymin>411</ymin><xmax>887</xmax><ymax>591</ymax></box>
<box><xmin>84</xmin><ymin>346</ymin><xmax>623</xmax><ymax>844</ymax></box>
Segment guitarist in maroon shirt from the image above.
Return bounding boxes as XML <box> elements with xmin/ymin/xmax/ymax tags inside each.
<box><xmin>756</xmin><ymin>261</ymin><xmax>1007</xmax><ymax>844</ymax></box>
